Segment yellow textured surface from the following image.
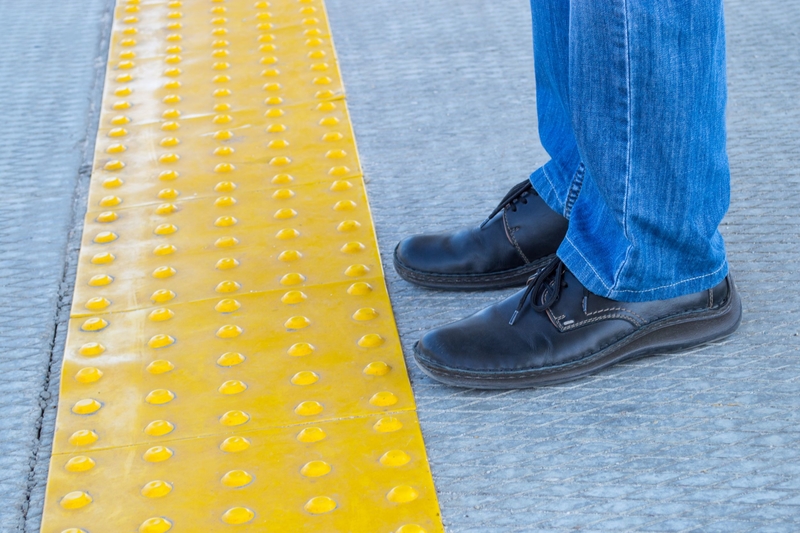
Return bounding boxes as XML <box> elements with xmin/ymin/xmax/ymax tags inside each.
<box><xmin>42</xmin><ymin>0</ymin><xmax>443</xmax><ymax>531</ymax></box>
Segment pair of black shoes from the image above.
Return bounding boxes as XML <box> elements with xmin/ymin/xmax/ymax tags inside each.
<box><xmin>394</xmin><ymin>181</ymin><xmax>742</xmax><ymax>389</ymax></box>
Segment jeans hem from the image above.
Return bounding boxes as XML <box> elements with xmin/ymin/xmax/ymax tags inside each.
<box><xmin>558</xmin><ymin>236</ymin><xmax>730</xmax><ymax>302</ymax></box>
<box><xmin>529</xmin><ymin>165</ymin><xmax>565</xmax><ymax>216</ymax></box>
<box><xmin>529</xmin><ymin>162</ymin><xmax>586</xmax><ymax>219</ymax></box>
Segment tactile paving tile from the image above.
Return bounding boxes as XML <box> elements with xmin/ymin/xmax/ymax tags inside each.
<box><xmin>44</xmin><ymin>412</ymin><xmax>440</xmax><ymax>532</ymax></box>
<box><xmin>41</xmin><ymin>0</ymin><xmax>443</xmax><ymax>531</ymax></box>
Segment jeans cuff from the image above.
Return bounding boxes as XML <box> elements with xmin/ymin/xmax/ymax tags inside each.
<box><xmin>558</xmin><ymin>237</ymin><xmax>730</xmax><ymax>302</ymax></box>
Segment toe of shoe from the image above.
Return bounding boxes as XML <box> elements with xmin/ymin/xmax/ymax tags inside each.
<box><xmin>393</xmin><ymin>236</ymin><xmax>417</xmax><ymax>267</ymax></box>
<box><xmin>414</xmin><ymin>290</ymin><xmax>563</xmax><ymax>376</ymax></box>
<box><xmin>394</xmin><ymin>234</ymin><xmax>442</xmax><ymax>273</ymax></box>
<box><xmin>414</xmin><ymin>327</ymin><xmax>461</xmax><ymax>375</ymax></box>
<box><xmin>414</xmin><ymin>309</ymin><xmax>520</xmax><ymax>374</ymax></box>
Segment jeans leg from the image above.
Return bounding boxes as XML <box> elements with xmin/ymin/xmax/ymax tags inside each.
<box><xmin>557</xmin><ymin>0</ymin><xmax>731</xmax><ymax>301</ymax></box>
<box><xmin>528</xmin><ymin>0</ymin><xmax>584</xmax><ymax>218</ymax></box>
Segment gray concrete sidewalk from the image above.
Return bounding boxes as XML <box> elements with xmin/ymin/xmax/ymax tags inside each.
<box><xmin>0</xmin><ymin>1</ymin><xmax>112</xmax><ymax>531</ymax></box>
<box><xmin>3</xmin><ymin>0</ymin><xmax>799</xmax><ymax>532</ymax></box>
<box><xmin>327</xmin><ymin>0</ymin><xmax>800</xmax><ymax>531</ymax></box>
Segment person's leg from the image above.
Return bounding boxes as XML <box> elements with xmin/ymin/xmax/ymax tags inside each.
<box><xmin>528</xmin><ymin>0</ymin><xmax>584</xmax><ymax>220</ymax></box>
<box><xmin>559</xmin><ymin>0</ymin><xmax>730</xmax><ymax>301</ymax></box>
<box><xmin>391</xmin><ymin>0</ymin><xmax>577</xmax><ymax>290</ymax></box>
<box><xmin>412</xmin><ymin>0</ymin><xmax>741</xmax><ymax>388</ymax></box>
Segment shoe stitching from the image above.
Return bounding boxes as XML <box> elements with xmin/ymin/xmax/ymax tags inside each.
<box><xmin>536</xmin><ymin>264</ymin><xmax>687</xmax><ymax>329</ymax></box>
<box><xmin>549</xmin><ymin>310</ymin><xmax>643</xmax><ymax>331</ymax></box>
<box><xmin>555</xmin><ymin>301</ymin><xmax>713</xmax><ymax>332</ymax></box>
<box><xmin>542</xmin><ymin>283</ymin><xmax>649</xmax><ymax>324</ymax></box>
<box><xmin>503</xmin><ymin>210</ymin><xmax>530</xmax><ymax>264</ymax></box>
<box><xmin>584</xmin><ymin>307</ymin><xmax>646</xmax><ymax>322</ymax></box>
<box><xmin>571</xmin><ymin>282</ymin><xmax>728</xmax><ymax>319</ymax></box>
<box><xmin>420</xmin><ymin>299</ymin><xmax>733</xmax><ymax>378</ymax></box>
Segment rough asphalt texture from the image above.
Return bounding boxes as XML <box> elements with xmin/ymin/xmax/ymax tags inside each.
<box><xmin>0</xmin><ymin>0</ymin><xmax>112</xmax><ymax>531</ymax></box>
<box><xmin>2</xmin><ymin>0</ymin><xmax>799</xmax><ymax>532</ymax></box>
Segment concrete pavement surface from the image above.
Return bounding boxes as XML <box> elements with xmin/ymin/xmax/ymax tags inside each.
<box><xmin>2</xmin><ymin>0</ymin><xmax>799</xmax><ymax>531</ymax></box>
<box><xmin>0</xmin><ymin>0</ymin><xmax>111</xmax><ymax>531</ymax></box>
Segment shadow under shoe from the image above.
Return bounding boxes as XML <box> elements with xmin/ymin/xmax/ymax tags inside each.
<box><xmin>393</xmin><ymin>180</ymin><xmax>568</xmax><ymax>290</ymax></box>
<box><xmin>414</xmin><ymin>258</ymin><xmax>742</xmax><ymax>388</ymax></box>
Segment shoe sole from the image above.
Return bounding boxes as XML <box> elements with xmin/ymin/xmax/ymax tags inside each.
<box><xmin>413</xmin><ymin>281</ymin><xmax>743</xmax><ymax>388</ymax></box>
<box><xmin>393</xmin><ymin>249</ymin><xmax>556</xmax><ymax>290</ymax></box>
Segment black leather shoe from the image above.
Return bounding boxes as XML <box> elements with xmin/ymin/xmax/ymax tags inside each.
<box><xmin>414</xmin><ymin>258</ymin><xmax>742</xmax><ymax>388</ymax></box>
<box><xmin>393</xmin><ymin>180</ymin><xmax>568</xmax><ymax>290</ymax></box>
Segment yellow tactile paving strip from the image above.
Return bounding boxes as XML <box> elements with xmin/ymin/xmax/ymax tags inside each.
<box><xmin>41</xmin><ymin>0</ymin><xmax>443</xmax><ymax>531</ymax></box>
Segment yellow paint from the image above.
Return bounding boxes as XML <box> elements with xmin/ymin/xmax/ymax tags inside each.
<box><xmin>42</xmin><ymin>0</ymin><xmax>443</xmax><ymax>531</ymax></box>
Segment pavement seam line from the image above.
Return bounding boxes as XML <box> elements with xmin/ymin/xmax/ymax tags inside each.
<box><xmin>19</xmin><ymin>1</ymin><xmax>116</xmax><ymax>531</ymax></box>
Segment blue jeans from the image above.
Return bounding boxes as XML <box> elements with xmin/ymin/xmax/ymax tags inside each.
<box><xmin>529</xmin><ymin>0</ymin><xmax>730</xmax><ymax>302</ymax></box>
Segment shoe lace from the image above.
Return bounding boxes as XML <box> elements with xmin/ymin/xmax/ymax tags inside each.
<box><xmin>509</xmin><ymin>257</ymin><xmax>566</xmax><ymax>326</ymax></box>
<box><xmin>480</xmin><ymin>180</ymin><xmax>534</xmax><ymax>229</ymax></box>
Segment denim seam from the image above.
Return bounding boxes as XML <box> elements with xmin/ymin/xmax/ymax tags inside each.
<box><xmin>564</xmin><ymin>234</ymin><xmax>613</xmax><ymax>291</ymax></box>
<box><xmin>563</xmin><ymin>162</ymin><xmax>586</xmax><ymax>219</ymax></box>
<box><xmin>563</xmin><ymin>235</ymin><xmax>728</xmax><ymax>296</ymax></box>
<box><xmin>540</xmin><ymin>165</ymin><xmax>566</xmax><ymax>214</ymax></box>
<box><xmin>609</xmin><ymin>260</ymin><xmax>728</xmax><ymax>295</ymax></box>
<box><xmin>611</xmin><ymin>0</ymin><xmax>634</xmax><ymax>292</ymax></box>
